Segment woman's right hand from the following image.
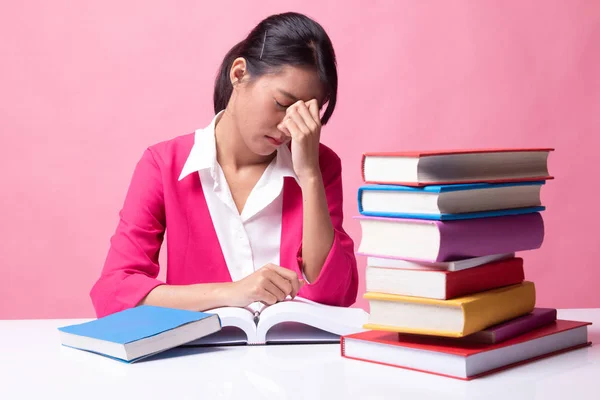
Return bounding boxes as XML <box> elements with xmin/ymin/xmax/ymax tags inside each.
<box><xmin>226</xmin><ymin>264</ymin><xmax>304</xmax><ymax>307</ymax></box>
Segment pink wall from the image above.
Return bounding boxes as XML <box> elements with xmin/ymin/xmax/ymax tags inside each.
<box><xmin>1</xmin><ymin>1</ymin><xmax>599</xmax><ymax>319</ymax></box>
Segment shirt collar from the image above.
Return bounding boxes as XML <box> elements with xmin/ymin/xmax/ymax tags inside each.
<box><xmin>271</xmin><ymin>142</ymin><xmax>299</xmax><ymax>184</ymax></box>
<box><xmin>178</xmin><ymin>111</ymin><xmax>299</xmax><ymax>185</ymax></box>
<box><xmin>178</xmin><ymin>111</ymin><xmax>222</xmax><ymax>181</ymax></box>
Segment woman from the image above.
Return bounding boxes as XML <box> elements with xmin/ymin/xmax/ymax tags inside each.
<box><xmin>90</xmin><ymin>12</ymin><xmax>358</xmax><ymax>318</ymax></box>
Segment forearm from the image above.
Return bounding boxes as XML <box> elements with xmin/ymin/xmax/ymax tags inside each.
<box><xmin>300</xmin><ymin>173</ymin><xmax>335</xmax><ymax>282</ymax></box>
<box><xmin>139</xmin><ymin>282</ymin><xmax>234</xmax><ymax>312</ymax></box>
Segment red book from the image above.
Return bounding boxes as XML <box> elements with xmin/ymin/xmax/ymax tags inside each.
<box><xmin>361</xmin><ymin>148</ymin><xmax>554</xmax><ymax>186</ymax></box>
<box><xmin>366</xmin><ymin>257</ymin><xmax>525</xmax><ymax>300</ymax></box>
<box><xmin>341</xmin><ymin>320</ymin><xmax>591</xmax><ymax>380</ymax></box>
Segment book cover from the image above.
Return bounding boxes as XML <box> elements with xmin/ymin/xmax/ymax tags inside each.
<box><xmin>357</xmin><ymin>181</ymin><xmax>546</xmax><ymax>220</ymax></box>
<box><xmin>362</xmin><ymin>148</ymin><xmax>555</xmax><ymax>158</ymax></box>
<box><xmin>366</xmin><ymin>257</ymin><xmax>524</xmax><ymax>299</ymax></box>
<box><xmin>364</xmin><ymin>281</ymin><xmax>536</xmax><ymax>337</ymax></box>
<box><xmin>358</xmin><ymin>181</ymin><xmax>546</xmax><ymax>194</ymax></box>
<box><xmin>361</xmin><ymin>148</ymin><xmax>554</xmax><ymax>186</ymax></box>
<box><xmin>444</xmin><ymin>257</ymin><xmax>524</xmax><ymax>299</ymax></box>
<box><xmin>465</xmin><ymin>307</ymin><xmax>557</xmax><ymax>343</ymax></box>
<box><xmin>357</xmin><ymin>206</ymin><xmax>545</xmax><ymax>221</ymax></box>
<box><xmin>356</xmin><ymin>213</ymin><xmax>544</xmax><ymax>262</ymax></box>
<box><xmin>341</xmin><ymin>319</ymin><xmax>591</xmax><ymax>380</ymax></box>
<box><xmin>361</xmin><ymin>253</ymin><xmax>515</xmax><ymax>272</ymax></box>
<box><xmin>58</xmin><ymin>306</ymin><xmax>221</xmax><ymax>362</ymax></box>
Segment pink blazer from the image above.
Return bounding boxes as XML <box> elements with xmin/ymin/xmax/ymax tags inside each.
<box><xmin>90</xmin><ymin>133</ymin><xmax>358</xmax><ymax>317</ymax></box>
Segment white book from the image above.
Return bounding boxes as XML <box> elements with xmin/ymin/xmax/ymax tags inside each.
<box><xmin>187</xmin><ymin>297</ymin><xmax>369</xmax><ymax>346</ymax></box>
<box><xmin>364</xmin><ymin>253</ymin><xmax>514</xmax><ymax>272</ymax></box>
<box><xmin>361</xmin><ymin>149</ymin><xmax>553</xmax><ymax>185</ymax></box>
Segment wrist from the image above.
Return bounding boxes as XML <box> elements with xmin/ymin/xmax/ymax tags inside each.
<box><xmin>298</xmin><ymin>169</ymin><xmax>322</xmax><ymax>187</ymax></box>
<box><xmin>205</xmin><ymin>282</ymin><xmax>237</xmax><ymax>309</ymax></box>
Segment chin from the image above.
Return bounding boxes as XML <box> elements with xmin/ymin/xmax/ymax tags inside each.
<box><xmin>249</xmin><ymin>140</ymin><xmax>278</xmax><ymax>156</ymax></box>
<box><xmin>253</xmin><ymin>146</ymin><xmax>277</xmax><ymax>157</ymax></box>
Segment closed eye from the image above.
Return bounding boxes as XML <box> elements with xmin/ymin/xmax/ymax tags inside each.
<box><xmin>274</xmin><ymin>99</ymin><xmax>292</xmax><ymax>110</ymax></box>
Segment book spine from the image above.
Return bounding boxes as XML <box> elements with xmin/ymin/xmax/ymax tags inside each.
<box><xmin>445</xmin><ymin>258</ymin><xmax>525</xmax><ymax>299</ymax></box>
<box><xmin>362</xmin><ymin>323</ymin><xmax>467</xmax><ymax>338</ymax></box>
<box><xmin>461</xmin><ymin>282</ymin><xmax>536</xmax><ymax>336</ymax></box>
<box><xmin>340</xmin><ymin>352</ymin><xmax>469</xmax><ymax>381</ymax></box>
<box><xmin>469</xmin><ymin>342</ymin><xmax>591</xmax><ymax>380</ymax></box>
<box><xmin>436</xmin><ymin>213</ymin><xmax>544</xmax><ymax>262</ymax></box>
<box><xmin>361</xmin><ymin>154</ymin><xmax>367</xmax><ymax>182</ymax></box>
<box><xmin>357</xmin><ymin>186</ymin><xmax>365</xmax><ymax>214</ymax></box>
<box><xmin>492</xmin><ymin>309</ymin><xmax>558</xmax><ymax>342</ymax></box>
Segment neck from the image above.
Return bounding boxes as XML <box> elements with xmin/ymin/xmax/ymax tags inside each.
<box><xmin>214</xmin><ymin>109</ymin><xmax>275</xmax><ymax>170</ymax></box>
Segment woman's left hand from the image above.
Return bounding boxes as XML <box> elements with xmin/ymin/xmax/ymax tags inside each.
<box><xmin>277</xmin><ymin>99</ymin><xmax>322</xmax><ymax>184</ymax></box>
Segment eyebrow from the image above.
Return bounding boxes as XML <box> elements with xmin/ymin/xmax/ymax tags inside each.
<box><xmin>277</xmin><ymin>89</ymin><xmax>325</xmax><ymax>109</ymax></box>
<box><xmin>277</xmin><ymin>89</ymin><xmax>299</xmax><ymax>102</ymax></box>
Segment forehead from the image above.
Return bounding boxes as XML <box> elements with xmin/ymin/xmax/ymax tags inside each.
<box><xmin>259</xmin><ymin>65</ymin><xmax>326</xmax><ymax>105</ymax></box>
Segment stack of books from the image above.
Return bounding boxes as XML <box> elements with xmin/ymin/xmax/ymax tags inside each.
<box><xmin>342</xmin><ymin>148</ymin><xmax>592</xmax><ymax>380</ymax></box>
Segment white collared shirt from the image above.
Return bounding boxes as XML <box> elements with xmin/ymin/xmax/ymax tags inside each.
<box><xmin>179</xmin><ymin>111</ymin><xmax>300</xmax><ymax>282</ymax></box>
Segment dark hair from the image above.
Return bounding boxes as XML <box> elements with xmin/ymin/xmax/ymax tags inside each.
<box><xmin>213</xmin><ymin>12</ymin><xmax>338</xmax><ymax>125</ymax></box>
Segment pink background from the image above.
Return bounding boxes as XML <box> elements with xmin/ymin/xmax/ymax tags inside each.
<box><xmin>1</xmin><ymin>1</ymin><xmax>599</xmax><ymax>319</ymax></box>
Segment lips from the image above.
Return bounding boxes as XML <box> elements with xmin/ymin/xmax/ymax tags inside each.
<box><xmin>266</xmin><ymin>136</ymin><xmax>284</xmax><ymax>146</ymax></box>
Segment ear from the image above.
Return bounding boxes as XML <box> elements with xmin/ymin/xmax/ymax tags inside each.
<box><xmin>229</xmin><ymin>57</ymin><xmax>248</xmax><ymax>88</ymax></box>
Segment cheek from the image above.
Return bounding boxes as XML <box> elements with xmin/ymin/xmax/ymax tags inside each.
<box><xmin>239</xmin><ymin>89</ymin><xmax>285</xmax><ymax>137</ymax></box>
<box><xmin>251</xmin><ymin>102</ymin><xmax>285</xmax><ymax>132</ymax></box>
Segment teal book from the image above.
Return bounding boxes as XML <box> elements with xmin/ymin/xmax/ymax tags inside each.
<box><xmin>58</xmin><ymin>305</ymin><xmax>221</xmax><ymax>362</ymax></box>
<box><xmin>358</xmin><ymin>181</ymin><xmax>545</xmax><ymax>220</ymax></box>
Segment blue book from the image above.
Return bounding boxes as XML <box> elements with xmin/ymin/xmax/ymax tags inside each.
<box><xmin>358</xmin><ymin>181</ymin><xmax>545</xmax><ymax>221</ymax></box>
<box><xmin>58</xmin><ymin>305</ymin><xmax>221</xmax><ymax>363</ymax></box>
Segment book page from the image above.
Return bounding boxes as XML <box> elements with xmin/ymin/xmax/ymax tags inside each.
<box><xmin>185</xmin><ymin>306</ymin><xmax>257</xmax><ymax>345</ymax></box>
<box><xmin>263</xmin><ymin>322</ymin><xmax>340</xmax><ymax>343</ymax></box>
<box><xmin>255</xmin><ymin>297</ymin><xmax>369</xmax><ymax>344</ymax></box>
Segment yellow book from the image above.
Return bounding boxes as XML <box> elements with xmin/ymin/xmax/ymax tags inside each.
<box><xmin>363</xmin><ymin>281</ymin><xmax>535</xmax><ymax>337</ymax></box>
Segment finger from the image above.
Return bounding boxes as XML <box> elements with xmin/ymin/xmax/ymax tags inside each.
<box><xmin>267</xmin><ymin>265</ymin><xmax>301</xmax><ymax>298</ymax></box>
<box><xmin>305</xmin><ymin>99</ymin><xmax>321</xmax><ymax>124</ymax></box>
<box><xmin>263</xmin><ymin>279</ymin><xmax>287</xmax><ymax>302</ymax></box>
<box><xmin>266</xmin><ymin>263</ymin><xmax>298</xmax><ymax>281</ymax></box>
<box><xmin>287</xmin><ymin>110</ymin><xmax>312</xmax><ymax>135</ymax></box>
<box><xmin>287</xmin><ymin>99</ymin><xmax>305</xmax><ymax>113</ymax></box>
<box><xmin>258</xmin><ymin>288</ymin><xmax>278</xmax><ymax>306</ymax></box>
<box><xmin>288</xmin><ymin>274</ymin><xmax>305</xmax><ymax>298</ymax></box>
<box><xmin>264</xmin><ymin>269</ymin><xmax>293</xmax><ymax>297</ymax></box>
<box><xmin>292</xmin><ymin>103</ymin><xmax>318</xmax><ymax>133</ymax></box>
<box><xmin>277</xmin><ymin>117</ymin><xmax>292</xmax><ymax>138</ymax></box>
<box><xmin>285</xmin><ymin>116</ymin><xmax>305</xmax><ymax>140</ymax></box>
<box><xmin>281</xmin><ymin>117</ymin><xmax>302</xmax><ymax>141</ymax></box>
<box><xmin>294</xmin><ymin>279</ymin><xmax>306</xmax><ymax>298</ymax></box>
<box><xmin>290</xmin><ymin>280</ymin><xmax>300</xmax><ymax>298</ymax></box>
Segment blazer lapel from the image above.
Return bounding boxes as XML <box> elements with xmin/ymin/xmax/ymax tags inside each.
<box><xmin>280</xmin><ymin>177</ymin><xmax>303</xmax><ymax>271</ymax></box>
<box><xmin>185</xmin><ymin>174</ymin><xmax>232</xmax><ymax>283</ymax></box>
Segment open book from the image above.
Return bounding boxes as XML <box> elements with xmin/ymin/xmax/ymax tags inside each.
<box><xmin>186</xmin><ymin>297</ymin><xmax>369</xmax><ymax>346</ymax></box>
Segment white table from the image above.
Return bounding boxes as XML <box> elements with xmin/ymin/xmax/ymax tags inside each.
<box><xmin>1</xmin><ymin>309</ymin><xmax>598</xmax><ymax>400</ymax></box>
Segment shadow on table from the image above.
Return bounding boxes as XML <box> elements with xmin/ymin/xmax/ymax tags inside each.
<box><xmin>137</xmin><ymin>346</ymin><xmax>226</xmax><ymax>363</ymax></box>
